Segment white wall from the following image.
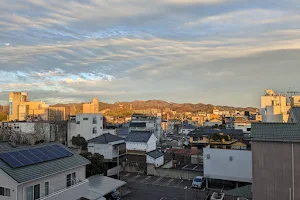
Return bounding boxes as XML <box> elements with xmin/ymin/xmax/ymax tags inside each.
<box><xmin>204</xmin><ymin>148</ymin><xmax>252</xmax><ymax>183</ymax></box>
<box><xmin>234</xmin><ymin>122</ymin><xmax>251</xmax><ymax>133</ymax></box>
<box><xmin>88</xmin><ymin>143</ymin><xmax>113</xmax><ymax>159</ymax></box>
<box><xmin>147</xmin><ymin>134</ymin><xmax>157</xmax><ymax>152</ymax></box>
<box><xmin>146</xmin><ymin>155</ymin><xmax>164</xmax><ymax>167</ymax></box>
<box><xmin>17</xmin><ymin>166</ymin><xmax>87</xmax><ymax>200</ymax></box>
<box><xmin>126</xmin><ymin>142</ymin><xmax>147</xmax><ymax>151</ymax></box>
<box><xmin>0</xmin><ymin>168</ymin><xmax>17</xmax><ymax>200</ymax></box>
<box><xmin>68</xmin><ymin>114</ymin><xmax>104</xmax><ymax>146</ymax></box>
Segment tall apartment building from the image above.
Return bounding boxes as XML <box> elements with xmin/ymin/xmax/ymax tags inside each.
<box><xmin>83</xmin><ymin>97</ymin><xmax>99</xmax><ymax>114</ymax></box>
<box><xmin>8</xmin><ymin>92</ymin><xmax>49</xmax><ymax>121</ymax></box>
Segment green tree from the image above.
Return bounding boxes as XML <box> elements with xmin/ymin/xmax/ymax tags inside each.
<box><xmin>81</xmin><ymin>152</ymin><xmax>107</xmax><ymax>177</ymax></box>
<box><xmin>72</xmin><ymin>134</ymin><xmax>87</xmax><ymax>150</ymax></box>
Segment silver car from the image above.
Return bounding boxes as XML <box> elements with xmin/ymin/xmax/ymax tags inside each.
<box><xmin>192</xmin><ymin>176</ymin><xmax>204</xmax><ymax>188</ymax></box>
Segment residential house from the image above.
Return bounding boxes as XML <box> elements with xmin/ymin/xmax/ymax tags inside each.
<box><xmin>146</xmin><ymin>149</ymin><xmax>164</xmax><ymax>167</ymax></box>
<box><xmin>188</xmin><ymin>128</ymin><xmax>245</xmax><ymax>149</ymax></box>
<box><xmin>180</xmin><ymin>124</ymin><xmax>196</xmax><ymax>135</ymax></box>
<box><xmin>204</xmin><ymin>119</ymin><xmax>222</xmax><ymax>127</ymax></box>
<box><xmin>87</xmin><ymin>133</ymin><xmax>126</xmax><ymax>163</ymax></box>
<box><xmin>125</xmin><ymin>131</ymin><xmax>157</xmax><ymax>165</ymax></box>
<box><xmin>251</xmin><ymin>107</ymin><xmax>300</xmax><ymax>200</ymax></box>
<box><xmin>234</xmin><ymin>116</ymin><xmax>252</xmax><ymax>134</ymax></box>
<box><xmin>0</xmin><ymin>143</ymin><xmax>90</xmax><ymax>200</ymax></box>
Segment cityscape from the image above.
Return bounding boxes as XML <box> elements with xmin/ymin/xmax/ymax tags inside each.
<box><xmin>0</xmin><ymin>90</ymin><xmax>299</xmax><ymax>200</ymax></box>
<box><xmin>1</xmin><ymin>1</ymin><xmax>300</xmax><ymax>200</ymax></box>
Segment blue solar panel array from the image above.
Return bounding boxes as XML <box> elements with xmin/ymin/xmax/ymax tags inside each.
<box><xmin>0</xmin><ymin>144</ymin><xmax>73</xmax><ymax>169</ymax></box>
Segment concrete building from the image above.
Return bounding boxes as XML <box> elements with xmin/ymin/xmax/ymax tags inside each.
<box><xmin>8</xmin><ymin>92</ymin><xmax>49</xmax><ymax>121</ymax></box>
<box><xmin>87</xmin><ymin>133</ymin><xmax>126</xmax><ymax>162</ymax></box>
<box><xmin>129</xmin><ymin>114</ymin><xmax>162</xmax><ymax>142</ymax></box>
<box><xmin>67</xmin><ymin>114</ymin><xmax>103</xmax><ymax>146</ymax></box>
<box><xmin>203</xmin><ymin>148</ymin><xmax>252</xmax><ymax>185</ymax></box>
<box><xmin>46</xmin><ymin>107</ymin><xmax>66</xmax><ymax>121</ymax></box>
<box><xmin>260</xmin><ymin>89</ymin><xmax>291</xmax><ymax>122</ymax></box>
<box><xmin>83</xmin><ymin>97</ymin><xmax>99</xmax><ymax>114</ymax></box>
<box><xmin>0</xmin><ymin>143</ymin><xmax>90</xmax><ymax>200</ymax></box>
<box><xmin>0</xmin><ymin>121</ymin><xmax>67</xmax><ymax>145</ymax></box>
<box><xmin>251</xmin><ymin>107</ymin><xmax>300</xmax><ymax>200</ymax></box>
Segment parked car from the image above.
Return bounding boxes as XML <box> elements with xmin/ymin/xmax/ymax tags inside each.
<box><xmin>191</xmin><ymin>176</ymin><xmax>205</xmax><ymax>188</ymax></box>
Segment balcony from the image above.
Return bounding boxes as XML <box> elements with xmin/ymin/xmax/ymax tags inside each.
<box><xmin>39</xmin><ymin>179</ymin><xmax>89</xmax><ymax>200</ymax></box>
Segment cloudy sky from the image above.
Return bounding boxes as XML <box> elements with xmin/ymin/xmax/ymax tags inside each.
<box><xmin>1</xmin><ymin>0</ymin><xmax>300</xmax><ymax>107</ymax></box>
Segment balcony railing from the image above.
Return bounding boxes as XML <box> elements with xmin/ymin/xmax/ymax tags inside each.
<box><xmin>39</xmin><ymin>179</ymin><xmax>89</xmax><ymax>200</ymax></box>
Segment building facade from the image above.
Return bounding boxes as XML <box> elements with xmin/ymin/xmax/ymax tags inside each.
<box><xmin>83</xmin><ymin>97</ymin><xmax>99</xmax><ymax>114</ymax></box>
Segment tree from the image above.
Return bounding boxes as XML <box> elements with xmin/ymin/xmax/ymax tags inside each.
<box><xmin>80</xmin><ymin>152</ymin><xmax>106</xmax><ymax>177</ymax></box>
<box><xmin>72</xmin><ymin>134</ymin><xmax>87</xmax><ymax>150</ymax></box>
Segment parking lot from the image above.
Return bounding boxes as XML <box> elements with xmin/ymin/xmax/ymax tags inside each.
<box><xmin>120</xmin><ymin>172</ymin><xmax>208</xmax><ymax>200</ymax></box>
<box><xmin>120</xmin><ymin>172</ymin><xmax>203</xmax><ymax>190</ymax></box>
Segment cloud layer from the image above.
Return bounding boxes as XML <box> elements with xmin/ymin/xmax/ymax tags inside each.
<box><xmin>1</xmin><ymin>0</ymin><xmax>300</xmax><ymax>107</ymax></box>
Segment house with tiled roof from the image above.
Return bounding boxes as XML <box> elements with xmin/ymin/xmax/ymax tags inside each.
<box><xmin>0</xmin><ymin>143</ymin><xmax>90</xmax><ymax>200</ymax></box>
<box><xmin>252</xmin><ymin>107</ymin><xmax>300</xmax><ymax>200</ymax></box>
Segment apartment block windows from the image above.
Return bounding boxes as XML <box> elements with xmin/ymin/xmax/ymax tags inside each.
<box><xmin>0</xmin><ymin>187</ymin><xmax>10</xmax><ymax>197</ymax></box>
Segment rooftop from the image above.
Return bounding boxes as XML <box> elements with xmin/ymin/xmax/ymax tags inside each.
<box><xmin>146</xmin><ymin>149</ymin><xmax>164</xmax><ymax>159</ymax></box>
<box><xmin>125</xmin><ymin>131</ymin><xmax>153</xmax><ymax>143</ymax></box>
<box><xmin>129</xmin><ymin>122</ymin><xmax>146</xmax><ymax>127</ymax></box>
<box><xmin>87</xmin><ymin>133</ymin><xmax>124</xmax><ymax>144</ymax></box>
<box><xmin>182</xmin><ymin>124</ymin><xmax>196</xmax><ymax>130</ymax></box>
<box><xmin>188</xmin><ymin>128</ymin><xmax>244</xmax><ymax>138</ymax></box>
<box><xmin>0</xmin><ymin>143</ymin><xmax>90</xmax><ymax>183</ymax></box>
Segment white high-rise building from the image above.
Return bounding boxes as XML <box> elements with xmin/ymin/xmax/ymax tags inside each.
<box><xmin>260</xmin><ymin>90</ymin><xmax>290</xmax><ymax>122</ymax></box>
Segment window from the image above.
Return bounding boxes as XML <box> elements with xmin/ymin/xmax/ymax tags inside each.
<box><xmin>93</xmin><ymin>127</ymin><xmax>97</xmax><ymax>134</ymax></box>
<box><xmin>76</xmin><ymin>121</ymin><xmax>80</xmax><ymax>124</ymax></box>
<box><xmin>0</xmin><ymin>187</ymin><xmax>10</xmax><ymax>197</ymax></box>
<box><xmin>26</xmin><ymin>184</ymin><xmax>40</xmax><ymax>200</ymax></box>
<box><xmin>67</xmin><ymin>172</ymin><xmax>76</xmax><ymax>187</ymax></box>
<box><xmin>93</xmin><ymin>117</ymin><xmax>97</xmax><ymax>124</ymax></box>
<box><xmin>83</xmin><ymin>118</ymin><xmax>89</xmax><ymax>120</ymax></box>
<box><xmin>45</xmin><ymin>181</ymin><xmax>49</xmax><ymax>196</ymax></box>
<box><xmin>193</xmin><ymin>137</ymin><xmax>198</xmax><ymax>141</ymax></box>
<box><xmin>247</xmin><ymin>128</ymin><xmax>251</xmax><ymax>131</ymax></box>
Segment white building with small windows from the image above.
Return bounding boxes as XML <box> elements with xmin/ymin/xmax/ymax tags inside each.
<box><xmin>67</xmin><ymin>114</ymin><xmax>104</xmax><ymax>146</ymax></box>
<box><xmin>0</xmin><ymin>143</ymin><xmax>90</xmax><ymax>200</ymax></box>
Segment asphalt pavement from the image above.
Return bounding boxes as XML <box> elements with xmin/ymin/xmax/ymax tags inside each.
<box><xmin>120</xmin><ymin>172</ymin><xmax>208</xmax><ymax>200</ymax></box>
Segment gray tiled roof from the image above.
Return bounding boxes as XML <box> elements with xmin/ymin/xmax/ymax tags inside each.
<box><xmin>146</xmin><ymin>149</ymin><xmax>164</xmax><ymax>159</ymax></box>
<box><xmin>0</xmin><ymin>143</ymin><xmax>90</xmax><ymax>183</ymax></box>
<box><xmin>87</xmin><ymin>133</ymin><xmax>123</xmax><ymax>144</ymax></box>
<box><xmin>182</xmin><ymin>124</ymin><xmax>196</xmax><ymax>130</ymax></box>
<box><xmin>251</xmin><ymin>122</ymin><xmax>300</xmax><ymax>141</ymax></box>
<box><xmin>188</xmin><ymin>128</ymin><xmax>243</xmax><ymax>139</ymax></box>
<box><xmin>226</xmin><ymin>184</ymin><xmax>252</xmax><ymax>199</ymax></box>
<box><xmin>291</xmin><ymin>107</ymin><xmax>300</xmax><ymax>122</ymax></box>
<box><xmin>125</xmin><ymin>131</ymin><xmax>152</xmax><ymax>142</ymax></box>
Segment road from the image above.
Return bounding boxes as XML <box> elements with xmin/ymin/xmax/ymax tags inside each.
<box><xmin>120</xmin><ymin>172</ymin><xmax>209</xmax><ymax>200</ymax></box>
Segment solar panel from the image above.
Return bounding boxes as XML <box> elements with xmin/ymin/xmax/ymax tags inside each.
<box><xmin>0</xmin><ymin>144</ymin><xmax>73</xmax><ymax>169</ymax></box>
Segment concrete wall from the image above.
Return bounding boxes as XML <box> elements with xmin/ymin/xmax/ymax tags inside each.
<box><xmin>147</xmin><ymin>167</ymin><xmax>202</xmax><ymax>180</ymax></box>
<box><xmin>252</xmin><ymin>141</ymin><xmax>300</xmax><ymax>200</ymax></box>
<box><xmin>17</xmin><ymin>166</ymin><xmax>87</xmax><ymax>200</ymax></box>
<box><xmin>234</xmin><ymin>122</ymin><xmax>251</xmax><ymax>134</ymax></box>
<box><xmin>204</xmin><ymin>148</ymin><xmax>252</xmax><ymax>183</ymax></box>
<box><xmin>75</xmin><ymin>114</ymin><xmax>103</xmax><ymax>141</ymax></box>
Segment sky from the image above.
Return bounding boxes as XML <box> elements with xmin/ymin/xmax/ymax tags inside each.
<box><xmin>1</xmin><ymin>0</ymin><xmax>300</xmax><ymax>107</ymax></box>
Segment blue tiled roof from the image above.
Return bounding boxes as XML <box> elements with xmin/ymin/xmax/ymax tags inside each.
<box><xmin>87</xmin><ymin>133</ymin><xmax>123</xmax><ymax>144</ymax></box>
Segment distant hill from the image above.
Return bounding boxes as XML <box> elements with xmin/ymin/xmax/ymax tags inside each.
<box><xmin>0</xmin><ymin>100</ymin><xmax>258</xmax><ymax>121</ymax></box>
